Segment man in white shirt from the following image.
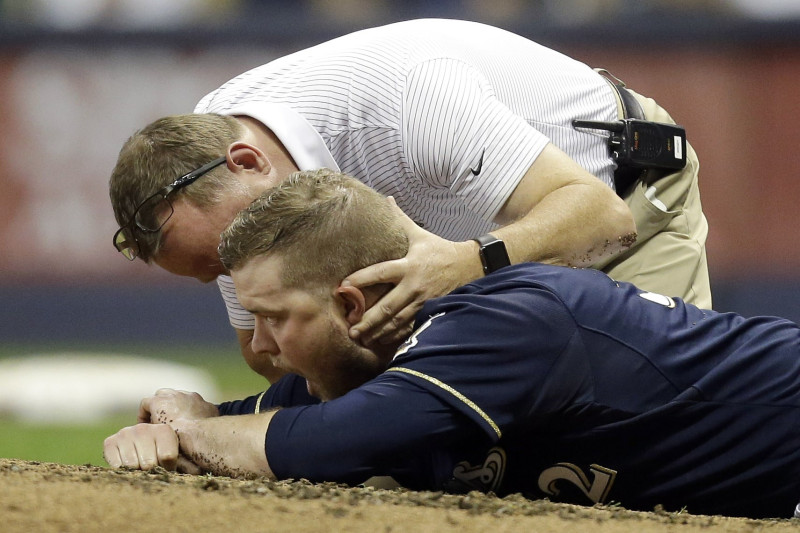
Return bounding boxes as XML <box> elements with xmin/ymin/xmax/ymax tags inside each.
<box><xmin>109</xmin><ymin>19</ymin><xmax>709</xmax><ymax>383</ymax></box>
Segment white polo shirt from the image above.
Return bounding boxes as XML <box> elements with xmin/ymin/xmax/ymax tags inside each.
<box><xmin>197</xmin><ymin>18</ymin><xmax>619</xmax><ymax>330</ymax></box>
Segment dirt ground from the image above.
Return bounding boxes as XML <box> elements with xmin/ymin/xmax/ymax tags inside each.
<box><xmin>2</xmin><ymin>458</ymin><xmax>798</xmax><ymax>533</ymax></box>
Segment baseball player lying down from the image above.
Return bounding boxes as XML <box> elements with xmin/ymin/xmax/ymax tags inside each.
<box><xmin>105</xmin><ymin>170</ymin><xmax>800</xmax><ymax>519</ymax></box>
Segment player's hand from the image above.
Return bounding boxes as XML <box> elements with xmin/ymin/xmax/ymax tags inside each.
<box><xmin>104</xmin><ymin>423</ymin><xmax>204</xmax><ymax>474</ymax></box>
<box><xmin>343</xmin><ymin>197</ymin><xmax>483</xmax><ymax>346</ymax></box>
<box><xmin>138</xmin><ymin>388</ymin><xmax>220</xmax><ymax>425</ymax></box>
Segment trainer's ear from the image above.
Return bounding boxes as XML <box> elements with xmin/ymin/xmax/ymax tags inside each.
<box><xmin>335</xmin><ymin>284</ymin><xmax>366</xmax><ymax>326</ymax></box>
<box><xmin>227</xmin><ymin>142</ymin><xmax>272</xmax><ymax>175</ymax></box>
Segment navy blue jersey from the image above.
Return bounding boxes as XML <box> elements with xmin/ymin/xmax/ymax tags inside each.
<box><xmin>264</xmin><ymin>263</ymin><xmax>800</xmax><ymax>518</ymax></box>
<box><xmin>217</xmin><ymin>374</ymin><xmax>319</xmax><ymax>416</ymax></box>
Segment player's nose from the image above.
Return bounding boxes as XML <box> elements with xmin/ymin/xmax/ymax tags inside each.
<box><xmin>251</xmin><ymin>320</ymin><xmax>279</xmax><ymax>357</ymax></box>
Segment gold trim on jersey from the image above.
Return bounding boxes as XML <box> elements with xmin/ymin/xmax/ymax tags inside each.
<box><xmin>386</xmin><ymin>367</ymin><xmax>501</xmax><ymax>438</ymax></box>
<box><xmin>254</xmin><ymin>390</ymin><xmax>267</xmax><ymax>414</ymax></box>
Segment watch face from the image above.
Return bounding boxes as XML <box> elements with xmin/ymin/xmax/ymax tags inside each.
<box><xmin>481</xmin><ymin>240</ymin><xmax>511</xmax><ymax>273</ymax></box>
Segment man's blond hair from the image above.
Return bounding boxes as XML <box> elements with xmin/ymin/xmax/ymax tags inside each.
<box><xmin>219</xmin><ymin>169</ymin><xmax>409</xmax><ymax>290</ymax></box>
<box><xmin>109</xmin><ymin>114</ymin><xmax>242</xmax><ymax>262</ymax></box>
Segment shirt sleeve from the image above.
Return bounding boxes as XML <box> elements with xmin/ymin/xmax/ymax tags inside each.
<box><xmin>265</xmin><ymin>375</ymin><xmax>487</xmax><ymax>488</ymax></box>
<box><xmin>217</xmin><ymin>275</ymin><xmax>255</xmax><ymax>330</ymax></box>
<box><xmin>403</xmin><ymin>58</ymin><xmax>550</xmax><ymax>222</ymax></box>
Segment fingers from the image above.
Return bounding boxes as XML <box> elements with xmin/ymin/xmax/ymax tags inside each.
<box><xmin>139</xmin><ymin>389</ymin><xmax>177</xmax><ymax>423</ymax></box>
<box><xmin>137</xmin><ymin>396</ymin><xmax>154</xmax><ymax>424</ymax></box>
<box><xmin>376</xmin><ymin>319</ymin><xmax>419</xmax><ymax>346</ymax></box>
<box><xmin>343</xmin><ymin>197</ymin><xmax>454</xmax><ymax>344</ymax></box>
<box><xmin>346</xmin><ymin>282</ymin><xmax>415</xmax><ymax>341</ymax></box>
<box><xmin>154</xmin><ymin>428</ymin><xmax>180</xmax><ymax>471</ymax></box>
<box><xmin>355</xmin><ymin>295</ymin><xmax>422</xmax><ymax>346</ymax></box>
<box><xmin>342</xmin><ymin>198</ymin><xmax>432</xmax><ymax>291</ymax></box>
<box><xmin>343</xmin><ymin>258</ymin><xmax>407</xmax><ymax>289</ymax></box>
<box><xmin>343</xmin><ymin>260</ymin><xmax>411</xmax><ymax>340</ymax></box>
<box><xmin>137</xmin><ymin>388</ymin><xmax>216</xmax><ymax>424</ymax></box>
<box><xmin>103</xmin><ymin>438</ymin><xmax>123</xmax><ymax>469</ymax></box>
<box><xmin>103</xmin><ymin>423</ymin><xmax>179</xmax><ymax>471</ymax></box>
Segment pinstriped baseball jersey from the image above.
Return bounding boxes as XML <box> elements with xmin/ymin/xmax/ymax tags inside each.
<box><xmin>202</xmin><ymin>19</ymin><xmax>621</xmax><ymax>329</ymax></box>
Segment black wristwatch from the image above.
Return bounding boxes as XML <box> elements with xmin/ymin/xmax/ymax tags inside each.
<box><xmin>473</xmin><ymin>234</ymin><xmax>511</xmax><ymax>275</ymax></box>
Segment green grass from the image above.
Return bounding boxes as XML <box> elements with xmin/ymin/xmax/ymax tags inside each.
<box><xmin>0</xmin><ymin>343</ymin><xmax>272</xmax><ymax>467</ymax></box>
<box><xmin>0</xmin><ymin>416</ymin><xmax>133</xmax><ymax>466</ymax></box>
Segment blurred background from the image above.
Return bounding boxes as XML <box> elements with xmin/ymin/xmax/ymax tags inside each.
<box><xmin>1</xmin><ymin>0</ymin><xmax>799</xmax><ymax>464</ymax></box>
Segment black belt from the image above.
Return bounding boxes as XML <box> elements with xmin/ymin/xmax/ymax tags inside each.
<box><xmin>613</xmin><ymin>83</ymin><xmax>645</xmax><ymax>121</ymax></box>
<box><xmin>577</xmin><ymin>70</ymin><xmax>687</xmax><ymax>197</ymax></box>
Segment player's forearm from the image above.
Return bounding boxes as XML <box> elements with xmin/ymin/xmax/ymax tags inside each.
<box><xmin>492</xmin><ymin>143</ymin><xmax>637</xmax><ymax>268</ymax></box>
<box><xmin>172</xmin><ymin>412</ymin><xmax>277</xmax><ymax>479</ymax></box>
<box><xmin>494</xmin><ymin>181</ymin><xmax>636</xmax><ymax>268</ymax></box>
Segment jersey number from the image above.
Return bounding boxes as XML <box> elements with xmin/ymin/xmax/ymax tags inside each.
<box><xmin>537</xmin><ymin>462</ymin><xmax>617</xmax><ymax>504</ymax></box>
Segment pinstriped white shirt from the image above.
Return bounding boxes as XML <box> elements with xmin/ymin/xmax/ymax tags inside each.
<box><xmin>200</xmin><ymin>19</ymin><xmax>620</xmax><ymax>329</ymax></box>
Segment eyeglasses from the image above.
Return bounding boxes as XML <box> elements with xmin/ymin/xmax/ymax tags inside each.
<box><xmin>113</xmin><ymin>156</ymin><xmax>227</xmax><ymax>261</ymax></box>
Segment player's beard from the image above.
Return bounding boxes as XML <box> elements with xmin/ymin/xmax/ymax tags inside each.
<box><xmin>307</xmin><ymin>314</ymin><xmax>388</xmax><ymax>402</ymax></box>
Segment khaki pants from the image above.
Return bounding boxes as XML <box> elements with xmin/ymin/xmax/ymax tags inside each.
<box><xmin>592</xmin><ymin>89</ymin><xmax>712</xmax><ymax>309</ymax></box>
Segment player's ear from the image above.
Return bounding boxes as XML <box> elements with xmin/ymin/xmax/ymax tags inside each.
<box><xmin>227</xmin><ymin>142</ymin><xmax>272</xmax><ymax>175</ymax></box>
<box><xmin>335</xmin><ymin>284</ymin><xmax>366</xmax><ymax>326</ymax></box>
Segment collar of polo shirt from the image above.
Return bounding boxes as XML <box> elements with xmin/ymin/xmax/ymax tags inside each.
<box><xmin>223</xmin><ymin>103</ymin><xmax>340</xmax><ymax>172</ymax></box>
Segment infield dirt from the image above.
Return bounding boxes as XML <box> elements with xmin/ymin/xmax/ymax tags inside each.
<box><xmin>2</xmin><ymin>458</ymin><xmax>797</xmax><ymax>533</ymax></box>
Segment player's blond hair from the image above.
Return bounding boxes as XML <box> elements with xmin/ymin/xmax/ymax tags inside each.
<box><xmin>219</xmin><ymin>169</ymin><xmax>409</xmax><ymax>290</ymax></box>
<box><xmin>108</xmin><ymin>114</ymin><xmax>243</xmax><ymax>262</ymax></box>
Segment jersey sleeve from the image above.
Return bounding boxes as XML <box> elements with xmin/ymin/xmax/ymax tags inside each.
<box><xmin>265</xmin><ymin>375</ymin><xmax>487</xmax><ymax>488</ymax></box>
<box><xmin>402</xmin><ymin>58</ymin><xmax>549</xmax><ymax>222</ymax></box>
<box><xmin>216</xmin><ymin>275</ymin><xmax>255</xmax><ymax>330</ymax></box>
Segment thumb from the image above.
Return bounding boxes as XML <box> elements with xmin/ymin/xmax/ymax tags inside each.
<box><xmin>176</xmin><ymin>455</ymin><xmax>204</xmax><ymax>475</ymax></box>
<box><xmin>138</xmin><ymin>397</ymin><xmax>154</xmax><ymax>424</ymax></box>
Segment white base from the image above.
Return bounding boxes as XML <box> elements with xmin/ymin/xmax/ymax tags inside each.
<box><xmin>0</xmin><ymin>353</ymin><xmax>219</xmax><ymax>424</ymax></box>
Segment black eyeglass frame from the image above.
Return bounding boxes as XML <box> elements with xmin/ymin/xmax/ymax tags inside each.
<box><xmin>113</xmin><ymin>156</ymin><xmax>228</xmax><ymax>261</ymax></box>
